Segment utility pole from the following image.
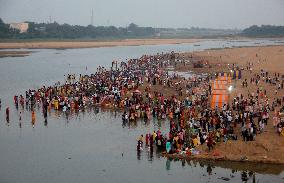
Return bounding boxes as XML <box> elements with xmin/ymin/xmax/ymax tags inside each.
<box><xmin>91</xmin><ymin>9</ymin><xmax>94</xmax><ymax>26</ymax></box>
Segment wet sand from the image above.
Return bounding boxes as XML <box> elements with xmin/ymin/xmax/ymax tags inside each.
<box><xmin>0</xmin><ymin>50</ymin><xmax>32</xmax><ymax>58</ymax></box>
<box><xmin>0</xmin><ymin>39</ymin><xmax>200</xmax><ymax>49</ymax></box>
<box><xmin>165</xmin><ymin>156</ymin><xmax>284</xmax><ymax>175</ymax></box>
<box><xmin>166</xmin><ymin>45</ymin><xmax>284</xmax><ymax>164</ymax></box>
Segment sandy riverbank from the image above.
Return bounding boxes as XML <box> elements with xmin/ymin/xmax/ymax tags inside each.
<box><xmin>160</xmin><ymin>45</ymin><xmax>284</xmax><ymax>164</ymax></box>
<box><xmin>0</xmin><ymin>39</ymin><xmax>200</xmax><ymax>49</ymax></box>
<box><xmin>0</xmin><ymin>50</ymin><xmax>32</xmax><ymax>58</ymax></box>
<box><xmin>194</xmin><ymin>45</ymin><xmax>284</xmax><ymax>73</ymax></box>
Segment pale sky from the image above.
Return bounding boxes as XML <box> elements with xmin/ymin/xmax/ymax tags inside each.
<box><xmin>0</xmin><ymin>0</ymin><xmax>284</xmax><ymax>29</ymax></box>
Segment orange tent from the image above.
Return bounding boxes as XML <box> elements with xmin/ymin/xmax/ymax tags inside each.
<box><xmin>217</xmin><ymin>76</ymin><xmax>232</xmax><ymax>83</ymax></box>
<box><xmin>211</xmin><ymin>90</ymin><xmax>228</xmax><ymax>95</ymax></box>
<box><xmin>211</xmin><ymin>72</ymin><xmax>231</xmax><ymax>109</ymax></box>
<box><xmin>212</xmin><ymin>80</ymin><xmax>228</xmax><ymax>85</ymax></box>
<box><xmin>211</xmin><ymin>94</ymin><xmax>229</xmax><ymax>109</ymax></box>
<box><xmin>211</xmin><ymin>83</ymin><xmax>227</xmax><ymax>90</ymax></box>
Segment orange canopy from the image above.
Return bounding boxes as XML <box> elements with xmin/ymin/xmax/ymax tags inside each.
<box><xmin>211</xmin><ymin>94</ymin><xmax>229</xmax><ymax>109</ymax></box>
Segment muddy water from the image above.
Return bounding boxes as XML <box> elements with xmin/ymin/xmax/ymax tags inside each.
<box><xmin>0</xmin><ymin>39</ymin><xmax>284</xmax><ymax>183</ymax></box>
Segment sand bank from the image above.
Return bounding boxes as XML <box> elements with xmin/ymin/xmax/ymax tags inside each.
<box><xmin>0</xmin><ymin>50</ymin><xmax>32</xmax><ymax>58</ymax></box>
<box><xmin>194</xmin><ymin>45</ymin><xmax>284</xmax><ymax>73</ymax></box>
<box><xmin>163</xmin><ymin>45</ymin><xmax>284</xmax><ymax>164</ymax></box>
<box><xmin>0</xmin><ymin>39</ymin><xmax>200</xmax><ymax>49</ymax></box>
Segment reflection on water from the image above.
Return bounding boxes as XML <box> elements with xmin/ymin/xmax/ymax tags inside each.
<box><xmin>8</xmin><ymin>102</ymin><xmax>280</xmax><ymax>182</ymax></box>
<box><xmin>0</xmin><ymin>39</ymin><xmax>284</xmax><ymax>183</ymax></box>
<box><xmin>164</xmin><ymin>157</ymin><xmax>284</xmax><ymax>182</ymax></box>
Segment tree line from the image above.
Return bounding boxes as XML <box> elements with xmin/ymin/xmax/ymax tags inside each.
<box><xmin>241</xmin><ymin>25</ymin><xmax>284</xmax><ymax>37</ymax></box>
<box><xmin>0</xmin><ymin>18</ymin><xmax>156</xmax><ymax>39</ymax></box>
<box><xmin>1</xmin><ymin>18</ymin><xmax>284</xmax><ymax>39</ymax></box>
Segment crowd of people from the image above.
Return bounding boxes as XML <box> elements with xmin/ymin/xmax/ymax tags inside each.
<box><xmin>136</xmin><ymin>59</ymin><xmax>284</xmax><ymax>156</ymax></box>
<box><xmin>5</xmin><ymin>49</ymin><xmax>284</xmax><ymax>156</ymax></box>
<box><xmin>11</xmin><ymin>52</ymin><xmax>195</xmax><ymax>123</ymax></box>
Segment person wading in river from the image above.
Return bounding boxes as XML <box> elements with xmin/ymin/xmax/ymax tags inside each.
<box><xmin>6</xmin><ymin>107</ymin><xmax>9</xmax><ymax>123</ymax></box>
<box><xmin>207</xmin><ymin>134</ymin><xmax>214</xmax><ymax>152</ymax></box>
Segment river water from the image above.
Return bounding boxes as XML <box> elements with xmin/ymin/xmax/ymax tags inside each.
<box><xmin>0</xmin><ymin>39</ymin><xmax>284</xmax><ymax>183</ymax></box>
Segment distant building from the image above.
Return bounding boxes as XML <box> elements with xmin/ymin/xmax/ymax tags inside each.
<box><xmin>35</xmin><ymin>26</ymin><xmax>46</xmax><ymax>32</ymax></box>
<box><xmin>9</xmin><ymin>22</ymin><xmax>29</xmax><ymax>33</ymax></box>
<box><xmin>155</xmin><ymin>32</ymin><xmax>161</xmax><ymax>37</ymax></box>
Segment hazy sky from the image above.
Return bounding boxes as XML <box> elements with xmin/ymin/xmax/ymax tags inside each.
<box><xmin>0</xmin><ymin>0</ymin><xmax>284</xmax><ymax>29</ymax></box>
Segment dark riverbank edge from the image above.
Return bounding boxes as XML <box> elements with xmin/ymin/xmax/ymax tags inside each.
<box><xmin>162</xmin><ymin>153</ymin><xmax>284</xmax><ymax>174</ymax></box>
<box><xmin>0</xmin><ymin>50</ymin><xmax>33</xmax><ymax>58</ymax></box>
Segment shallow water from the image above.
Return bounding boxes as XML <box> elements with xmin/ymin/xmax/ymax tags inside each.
<box><xmin>1</xmin><ymin>39</ymin><xmax>284</xmax><ymax>183</ymax></box>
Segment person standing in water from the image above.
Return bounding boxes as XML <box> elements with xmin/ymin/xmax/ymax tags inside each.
<box><xmin>31</xmin><ymin>110</ymin><xmax>36</xmax><ymax>128</ymax></box>
<box><xmin>6</xmin><ymin>107</ymin><xmax>9</xmax><ymax>123</ymax></box>
<box><xmin>19</xmin><ymin>111</ymin><xmax>22</xmax><ymax>128</ymax></box>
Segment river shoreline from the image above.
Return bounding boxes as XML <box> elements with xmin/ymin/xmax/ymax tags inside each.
<box><xmin>162</xmin><ymin>151</ymin><xmax>284</xmax><ymax>165</ymax></box>
<box><xmin>156</xmin><ymin>45</ymin><xmax>284</xmax><ymax>166</ymax></box>
<box><xmin>0</xmin><ymin>38</ymin><xmax>200</xmax><ymax>49</ymax></box>
<box><xmin>0</xmin><ymin>50</ymin><xmax>32</xmax><ymax>58</ymax></box>
<box><xmin>165</xmin><ymin>155</ymin><xmax>284</xmax><ymax>175</ymax></box>
<box><xmin>3</xmin><ymin>42</ymin><xmax>284</xmax><ymax>166</ymax></box>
